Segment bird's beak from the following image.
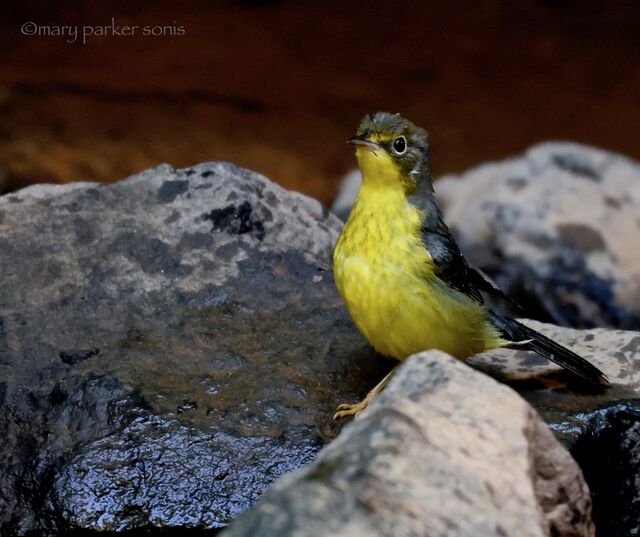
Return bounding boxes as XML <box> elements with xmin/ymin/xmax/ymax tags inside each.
<box><xmin>347</xmin><ymin>135</ymin><xmax>380</xmax><ymax>152</ymax></box>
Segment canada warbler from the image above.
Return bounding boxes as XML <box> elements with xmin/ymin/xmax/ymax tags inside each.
<box><xmin>332</xmin><ymin>112</ymin><xmax>607</xmax><ymax>420</ymax></box>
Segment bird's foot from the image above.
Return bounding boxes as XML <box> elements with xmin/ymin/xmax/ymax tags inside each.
<box><xmin>333</xmin><ymin>365</ymin><xmax>399</xmax><ymax>421</ymax></box>
<box><xmin>333</xmin><ymin>398</ymin><xmax>371</xmax><ymax>420</ymax></box>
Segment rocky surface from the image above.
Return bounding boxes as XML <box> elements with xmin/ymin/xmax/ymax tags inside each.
<box><xmin>221</xmin><ymin>350</ymin><xmax>595</xmax><ymax>537</ymax></box>
<box><xmin>218</xmin><ymin>318</ymin><xmax>640</xmax><ymax>537</ymax></box>
<box><xmin>3</xmin><ymin>156</ymin><xmax>640</xmax><ymax>537</ymax></box>
<box><xmin>0</xmin><ymin>162</ymin><xmax>394</xmax><ymax>535</ymax></box>
<box><xmin>469</xmin><ymin>319</ymin><xmax>640</xmax><ymax>537</ymax></box>
<box><xmin>437</xmin><ymin>142</ymin><xmax>640</xmax><ymax>330</ymax></box>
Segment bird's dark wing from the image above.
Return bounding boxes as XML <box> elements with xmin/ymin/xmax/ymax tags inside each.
<box><xmin>421</xmin><ymin>224</ymin><xmax>483</xmax><ymax>303</ymax></box>
<box><xmin>420</xmin><ymin>213</ymin><xmax>520</xmax><ymax>308</ymax></box>
<box><xmin>467</xmin><ymin>265</ymin><xmax>522</xmax><ymax>309</ymax></box>
<box><xmin>420</xmin><ymin>211</ymin><xmax>606</xmax><ymax>387</ymax></box>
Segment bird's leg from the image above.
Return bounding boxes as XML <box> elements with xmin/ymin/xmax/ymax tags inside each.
<box><xmin>333</xmin><ymin>365</ymin><xmax>399</xmax><ymax>420</ymax></box>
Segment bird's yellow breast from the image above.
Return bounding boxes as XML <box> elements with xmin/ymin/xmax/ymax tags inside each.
<box><xmin>333</xmin><ymin>150</ymin><xmax>502</xmax><ymax>360</ymax></box>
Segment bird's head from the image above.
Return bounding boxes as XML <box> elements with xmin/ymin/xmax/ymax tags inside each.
<box><xmin>348</xmin><ymin>112</ymin><xmax>431</xmax><ymax>194</ymax></box>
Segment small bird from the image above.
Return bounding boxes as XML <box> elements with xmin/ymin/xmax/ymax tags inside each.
<box><xmin>332</xmin><ymin>112</ymin><xmax>608</xmax><ymax>420</ymax></box>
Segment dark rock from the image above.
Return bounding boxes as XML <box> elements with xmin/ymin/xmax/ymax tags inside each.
<box><xmin>552</xmin><ymin>153</ymin><xmax>600</xmax><ymax>181</ymax></box>
<box><xmin>59</xmin><ymin>348</ymin><xmax>100</xmax><ymax>365</ymax></box>
<box><xmin>570</xmin><ymin>403</ymin><xmax>640</xmax><ymax>537</ymax></box>
<box><xmin>221</xmin><ymin>351</ymin><xmax>594</xmax><ymax>537</ymax></box>
<box><xmin>202</xmin><ymin>201</ymin><xmax>265</xmax><ymax>240</ymax></box>
<box><xmin>157</xmin><ymin>180</ymin><xmax>189</xmax><ymax>203</ymax></box>
<box><xmin>0</xmin><ymin>162</ymin><xmax>392</xmax><ymax>535</ymax></box>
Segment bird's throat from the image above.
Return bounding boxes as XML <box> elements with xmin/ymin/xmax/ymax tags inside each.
<box><xmin>355</xmin><ymin>148</ymin><xmax>415</xmax><ymax>194</ymax></box>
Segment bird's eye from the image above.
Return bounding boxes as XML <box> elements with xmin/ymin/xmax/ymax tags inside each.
<box><xmin>393</xmin><ymin>136</ymin><xmax>407</xmax><ymax>155</ymax></box>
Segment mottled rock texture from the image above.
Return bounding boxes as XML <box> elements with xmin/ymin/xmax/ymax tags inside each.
<box><xmin>470</xmin><ymin>320</ymin><xmax>640</xmax><ymax>537</ymax></box>
<box><xmin>221</xmin><ymin>351</ymin><xmax>595</xmax><ymax>537</ymax></box>
<box><xmin>0</xmin><ymin>163</ymin><xmax>394</xmax><ymax>535</ymax></box>
<box><xmin>437</xmin><ymin>142</ymin><xmax>640</xmax><ymax>330</ymax></box>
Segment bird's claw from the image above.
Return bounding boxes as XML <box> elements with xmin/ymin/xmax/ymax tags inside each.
<box><xmin>333</xmin><ymin>366</ymin><xmax>398</xmax><ymax>420</ymax></box>
<box><xmin>333</xmin><ymin>400</ymin><xmax>369</xmax><ymax>420</ymax></box>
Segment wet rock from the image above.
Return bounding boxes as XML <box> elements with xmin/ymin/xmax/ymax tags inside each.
<box><xmin>570</xmin><ymin>403</ymin><xmax>640</xmax><ymax>537</ymax></box>
<box><xmin>436</xmin><ymin>142</ymin><xmax>640</xmax><ymax>330</ymax></box>
<box><xmin>469</xmin><ymin>320</ymin><xmax>640</xmax><ymax>537</ymax></box>
<box><xmin>0</xmin><ymin>162</ymin><xmax>393</xmax><ymax>535</ymax></box>
<box><xmin>221</xmin><ymin>351</ymin><xmax>595</xmax><ymax>537</ymax></box>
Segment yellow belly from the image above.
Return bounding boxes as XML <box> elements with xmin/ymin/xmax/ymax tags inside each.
<box><xmin>333</xmin><ymin>185</ymin><xmax>504</xmax><ymax>361</ymax></box>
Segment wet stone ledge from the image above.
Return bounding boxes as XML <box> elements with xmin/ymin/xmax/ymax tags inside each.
<box><xmin>0</xmin><ymin>162</ymin><xmax>393</xmax><ymax>535</ymax></box>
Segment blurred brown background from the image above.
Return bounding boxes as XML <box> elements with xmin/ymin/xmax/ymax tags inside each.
<box><xmin>1</xmin><ymin>1</ymin><xmax>639</xmax><ymax>204</ymax></box>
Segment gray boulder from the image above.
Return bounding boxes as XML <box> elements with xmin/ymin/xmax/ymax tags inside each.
<box><xmin>437</xmin><ymin>142</ymin><xmax>640</xmax><ymax>330</ymax></box>
<box><xmin>221</xmin><ymin>350</ymin><xmax>595</xmax><ymax>537</ymax></box>
<box><xmin>0</xmin><ymin>162</ymin><xmax>393</xmax><ymax>535</ymax></box>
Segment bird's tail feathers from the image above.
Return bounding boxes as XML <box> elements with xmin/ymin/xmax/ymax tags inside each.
<box><xmin>489</xmin><ymin>311</ymin><xmax>608</xmax><ymax>386</ymax></box>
